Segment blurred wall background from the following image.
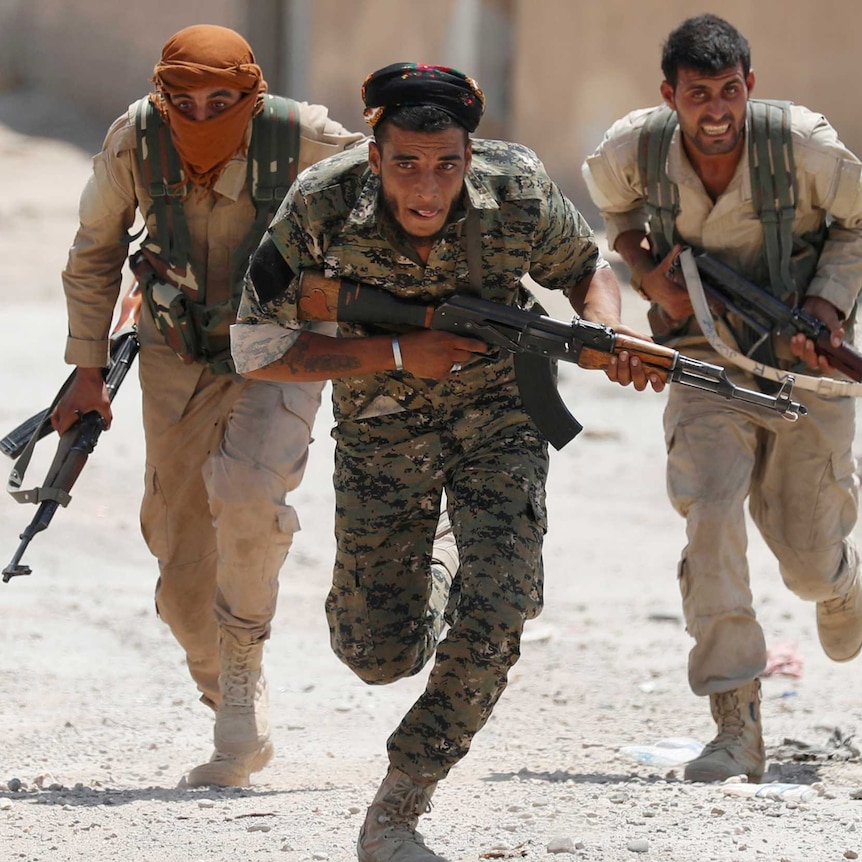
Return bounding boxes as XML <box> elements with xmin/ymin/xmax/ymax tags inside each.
<box><xmin>0</xmin><ymin>0</ymin><xmax>858</xmax><ymax>221</ymax></box>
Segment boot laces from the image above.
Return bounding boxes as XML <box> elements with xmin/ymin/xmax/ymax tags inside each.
<box><xmin>377</xmin><ymin>779</ymin><xmax>433</xmax><ymax>828</ymax></box>
<box><xmin>221</xmin><ymin>642</ymin><xmax>260</xmax><ymax>706</ymax></box>
<box><xmin>706</xmin><ymin>690</ymin><xmax>745</xmax><ymax>749</ymax></box>
<box><xmin>823</xmin><ymin>586</ymin><xmax>857</xmax><ymax>615</ymax></box>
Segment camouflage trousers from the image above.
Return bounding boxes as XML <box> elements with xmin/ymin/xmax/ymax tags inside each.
<box><xmin>664</xmin><ymin>366</ymin><xmax>859</xmax><ymax>697</ymax></box>
<box><xmin>139</xmin><ymin>339</ymin><xmax>324</xmax><ymax>707</ymax></box>
<box><xmin>327</xmin><ymin>401</ymin><xmax>549</xmax><ymax>783</ymax></box>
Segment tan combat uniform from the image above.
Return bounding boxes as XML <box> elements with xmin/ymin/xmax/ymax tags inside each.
<box><xmin>583</xmin><ymin>103</ymin><xmax>862</xmax><ymax>696</ymax></box>
<box><xmin>62</xmin><ymin>98</ymin><xmax>364</xmax><ymax>707</ymax></box>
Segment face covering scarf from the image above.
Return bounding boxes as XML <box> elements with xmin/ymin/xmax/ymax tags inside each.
<box><xmin>150</xmin><ymin>24</ymin><xmax>267</xmax><ymax>192</ymax></box>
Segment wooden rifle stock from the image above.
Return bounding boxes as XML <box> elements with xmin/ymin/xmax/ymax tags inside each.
<box><xmin>577</xmin><ymin>334</ymin><xmax>679</xmax><ymax>380</ymax></box>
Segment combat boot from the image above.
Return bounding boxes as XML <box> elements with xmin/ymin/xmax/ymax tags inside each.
<box><xmin>358</xmin><ymin>767</ymin><xmax>447</xmax><ymax>862</ymax></box>
<box><xmin>817</xmin><ymin>574</ymin><xmax>862</xmax><ymax>662</ymax></box>
<box><xmin>684</xmin><ymin>679</ymin><xmax>765</xmax><ymax>783</ymax></box>
<box><xmin>185</xmin><ymin>634</ymin><xmax>273</xmax><ymax>787</ymax></box>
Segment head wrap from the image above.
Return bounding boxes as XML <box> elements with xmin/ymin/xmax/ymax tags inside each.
<box><xmin>361</xmin><ymin>63</ymin><xmax>485</xmax><ymax>132</ymax></box>
<box><xmin>150</xmin><ymin>25</ymin><xmax>267</xmax><ymax>191</ymax></box>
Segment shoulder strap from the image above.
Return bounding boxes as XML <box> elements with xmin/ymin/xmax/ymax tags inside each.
<box><xmin>231</xmin><ymin>95</ymin><xmax>302</xmax><ymax>289</ymax></box>
<box><xmin>135</xmin><ymin>96</ymin><xmax>302</xmax><ymax>301</ymax></box>
<box><xmin>746</xmin><ymin>99</ymin><xmax>797</xmax><ymax>295</ymax></box>
<box><xmin>637</xmin><ymin>106</ymin><xmax>680</xmax><ymax>259</ymax></box>
<box><xmin>133</xmin><ymin>99</ymin><xmax>193</xmax><ymax>274</ymax></box>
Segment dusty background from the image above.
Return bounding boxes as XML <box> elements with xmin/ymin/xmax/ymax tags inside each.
<box><xmin>0</xmin><ymin>92</ymin><xmax>860</xmax><ymax>862</ymax></box>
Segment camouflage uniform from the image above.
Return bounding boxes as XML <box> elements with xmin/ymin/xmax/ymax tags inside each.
<box><xmin>233</xmin><ymin>139</ymin><xmax>606</xmax><ymax>781</ymax></box>
<box><xmin>62</xmin><ymin>98</ymin><xmax>363</xmax><ymax>707</ymax></box>
<box><xmin>583</xmin><ymin>104</ymin><xmax>862</xmax><ymax>696</ymax></box>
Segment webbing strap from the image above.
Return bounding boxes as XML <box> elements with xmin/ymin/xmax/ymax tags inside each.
<box><xmin>232</xmin><ymin>95</ymin><xmax>301</xmax><ymax>293</ymax></box>
<box><xmin>747</xmin><ymin>100</ymin><xmax>797</xmax><ymax>297</ymax></box>
<box><xmin>465</xmin><ymin>208</ymin><xmax>483</xmax><ymax>292</ymax></box>
<box><xmin>7</xmin><ymin>372</ymin><xmax>76</xmax><ymax>506</ymax></box>
<box><xmin>135</xmin><ymin>95</ymin><xmax>301</xmax><ymax>314</ymax></box>
<box><xmin>638</xmin><ymin>100</ymin><xmax>797</xmax><ymax>297</ymax></box>
<box><xmin>135</xmin><ymin>99</ymin><xmax>193</xmax><ymax>277</ymax></box>
<box><xmin>638</xmin><ymin>106</ymin><xmax>679</xmax><ymax>259</ymax></box>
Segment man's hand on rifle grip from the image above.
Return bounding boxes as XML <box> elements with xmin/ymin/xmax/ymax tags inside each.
<box><xmin>398</xmin><ymin>330</ymin><xmax>488</xmax><ymax>379</ymax></box>
<box><xmin>603</xmin><ymin>324</ymin><xmax>667</xmax><ymax>393</ymax></box>
<box><xmin>640</xmin><ymin>243</ymin><xmax>694</xmax><ymax>320</ymax></box>
<box><xmin>50</xmin><ymin>368</ymin><xmax>112</xmax><ymax>435</ymax></box>
<box><xmin>789</xmin><ymin>296</ymin><xmax>846</xmax><ymax>375</ymax></box>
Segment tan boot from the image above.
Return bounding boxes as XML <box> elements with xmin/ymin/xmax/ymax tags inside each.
<box><xmin>185</xmin><ymin>635</ymin><xmax>273</xmax><ymax>788</ymax></box>
<box><xmin>357</xmin><ymin>767</ymin><xmax>447</xmax><ymax>862</ymax></box>
<box><xmin>817</xmin><ymin>575</ymin><xmax>862</xmax><ymax>662</ymax></box>
<box><xmin>684</xmin><ymin>680</ymin><xmax>765</xmax><ymax>783</ymax></box>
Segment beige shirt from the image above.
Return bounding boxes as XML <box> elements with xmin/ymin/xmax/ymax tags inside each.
<box><xmin>62</xmin><ymin>98</ymin><xmax>365</xmax><ymax>367</ymax></box>
<box><xmin>582</xmin><ymin>103</ymin><xmax>862</xmax><ymax>317</ymax></box>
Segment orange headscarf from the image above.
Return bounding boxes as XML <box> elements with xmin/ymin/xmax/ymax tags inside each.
<box><xmin>150</xmin><ymin>24</ymin><xmax>268</xmax><ymax>191</ymax></box>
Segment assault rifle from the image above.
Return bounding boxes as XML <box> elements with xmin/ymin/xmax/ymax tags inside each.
<box><xmin>296</xmin><ymin>271</ymin><xmax>806</xmax><ymax>450</ymax></box>
<box><xmin>2</xmin><ymin>285</ymin><xmax>141</xmax><ymax>582</ymax></box>
<box><xmin>693</xmin><ymin>251</ymin><xmax>862</xmax><ymax>382</ymax></box>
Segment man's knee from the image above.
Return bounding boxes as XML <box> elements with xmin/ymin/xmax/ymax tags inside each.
<box><xmin>154</xmin><ymin>566</ymin><xmax>218</xmax><ymax>640</ymax></box>
<box><xmin>337</xmin><ymin>641</ymin><xmax>436</xmax><ymax>685</ymax></box>
<box><xmin>778</xmin><ymin>540</ymin><xmax>858</xmax><ymax>601</ymax></box>
<box><xmin>326</xmin><ymin>591</ymin><xmax>439</xmax><ymax>685</ymax></box>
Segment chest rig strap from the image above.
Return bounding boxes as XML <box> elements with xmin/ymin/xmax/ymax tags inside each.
<box><xmin>134</xmin><ymin>94</ymin><xmax>301</xmax><ymax>303</ymax></box>
<box><xmin>638</xmin><ymin>99</ymin><xmax>796</xmax><ymax>296</ymax></box>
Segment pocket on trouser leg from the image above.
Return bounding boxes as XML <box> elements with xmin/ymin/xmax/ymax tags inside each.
<box><xmin>140</xmin><ymin>464</ymin><xmax>169</xmax><ymax>565</ymax></box>
<box><xmin>676</xmin><ymin>553</ymin><xmax>694</xmax><ymax>637</ymax></box>
<box><xmin>325</xmin><ymin>552</ymin><xmax>376</xmax><ymax>677</ymax></box>
<box><xmin>827</xmin><ymin>449</ymin><xmax>859</xmax><ymax>543</ymax></box>
<box><xmin>523</xmin><ymin>479</ymin><xmax>547</xmax><ymax>620</ymax></box>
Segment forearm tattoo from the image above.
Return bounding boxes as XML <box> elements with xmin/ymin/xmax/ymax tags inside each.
<box><xmin>281</xmin><ymin>337</ymin><xmax>363</xmax><ymax>376</ymax></box>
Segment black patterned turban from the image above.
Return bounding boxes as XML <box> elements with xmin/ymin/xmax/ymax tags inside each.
<box><xmin>361</xmin><ymin>62</ymin><xmax>485</xmax><ymax>132</ymax></box>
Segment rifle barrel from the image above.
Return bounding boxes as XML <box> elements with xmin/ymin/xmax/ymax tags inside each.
<box><xmin>2</xmin><ymin>500</ymin><xmax>58</xmax><ymax>581</ymax></box>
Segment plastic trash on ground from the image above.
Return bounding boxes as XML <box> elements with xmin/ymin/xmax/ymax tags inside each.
<box><xmin>619</xmin><ymin>737</ymin><xmax>705</xmax><ymax>767</ymax></box>
<box><xmin>721</xmin><ymin>781</ymin><xmax>819</xmax><ymax>802</ymax></box>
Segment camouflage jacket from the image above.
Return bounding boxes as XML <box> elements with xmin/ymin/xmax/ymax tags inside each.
<box><xmin>233</xmin><ymin>138</ymin><xmax>605</xmax><ymax>422</ymax></box>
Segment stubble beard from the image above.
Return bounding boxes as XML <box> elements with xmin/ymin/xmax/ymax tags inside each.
<box><xmin>379</xmin><ymin>190</ymin><xmax>458</xmax><ymax>246</ymax></box>
<box><xmin>686</xmin><ymin>120</ymin><xmax>745</xmax><ymax>157</ymax></box>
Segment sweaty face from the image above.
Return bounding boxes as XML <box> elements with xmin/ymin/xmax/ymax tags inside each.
<box><xmin>167</xmin><ymin>87</ymin><xmax>244</xmax><ymax>122</ymax></box>
<box><xmin>369</xmin><ymin>126</ymin><xmax>471</xmax><ymax>241</ymax></box>
<box><xmin>661</xmin><ymin>63</ymin><xmax>754</xmax><ymax>158</ymax></box>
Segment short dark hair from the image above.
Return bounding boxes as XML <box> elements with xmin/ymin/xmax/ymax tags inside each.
<box><xmin>373</xmin><ymin>105</ymin><xmax>469</xmax><ymax>146</ymax></box>
<box><xmin>661</xmin><ymin>14</ymin><xmax>751</xmax><ymax>89</ymax></box>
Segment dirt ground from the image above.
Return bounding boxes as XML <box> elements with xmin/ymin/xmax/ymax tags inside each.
<box><xmin>0</xmin><ymin>90</ymin><xmax>860</xmax><ymax>862</ymax></box>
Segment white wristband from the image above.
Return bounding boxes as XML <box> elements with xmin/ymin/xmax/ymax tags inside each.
<box><xmin>391</xmin><ymin>336</ymin><xmax>404</xmax><ymax>371</ymax></box>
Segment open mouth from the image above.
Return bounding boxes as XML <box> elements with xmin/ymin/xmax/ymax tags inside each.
<box><xmin>702</xmin><ymin>122</ymin><xmax>732</xmax><ymax>137</ymax></box>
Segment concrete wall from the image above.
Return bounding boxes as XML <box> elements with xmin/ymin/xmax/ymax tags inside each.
<box><xmin>0</xmin><ymin>0</ymin><xmax>242</xmax><ymax>128</ymax></box>
<box><xmin>510</xmin><ymin>1</ymin><xmax>862</xmax><ymax>219</ymax></box>
<box><xmin>1</xmin><ymin>0</ymin><xmax>860</xmax><ymax>221</ymax></box>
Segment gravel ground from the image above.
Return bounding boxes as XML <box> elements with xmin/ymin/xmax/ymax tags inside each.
<box><xmin>0</xmin><ymin>92</ymin><xmax>860</xmax><ymax>862</ymax></box>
